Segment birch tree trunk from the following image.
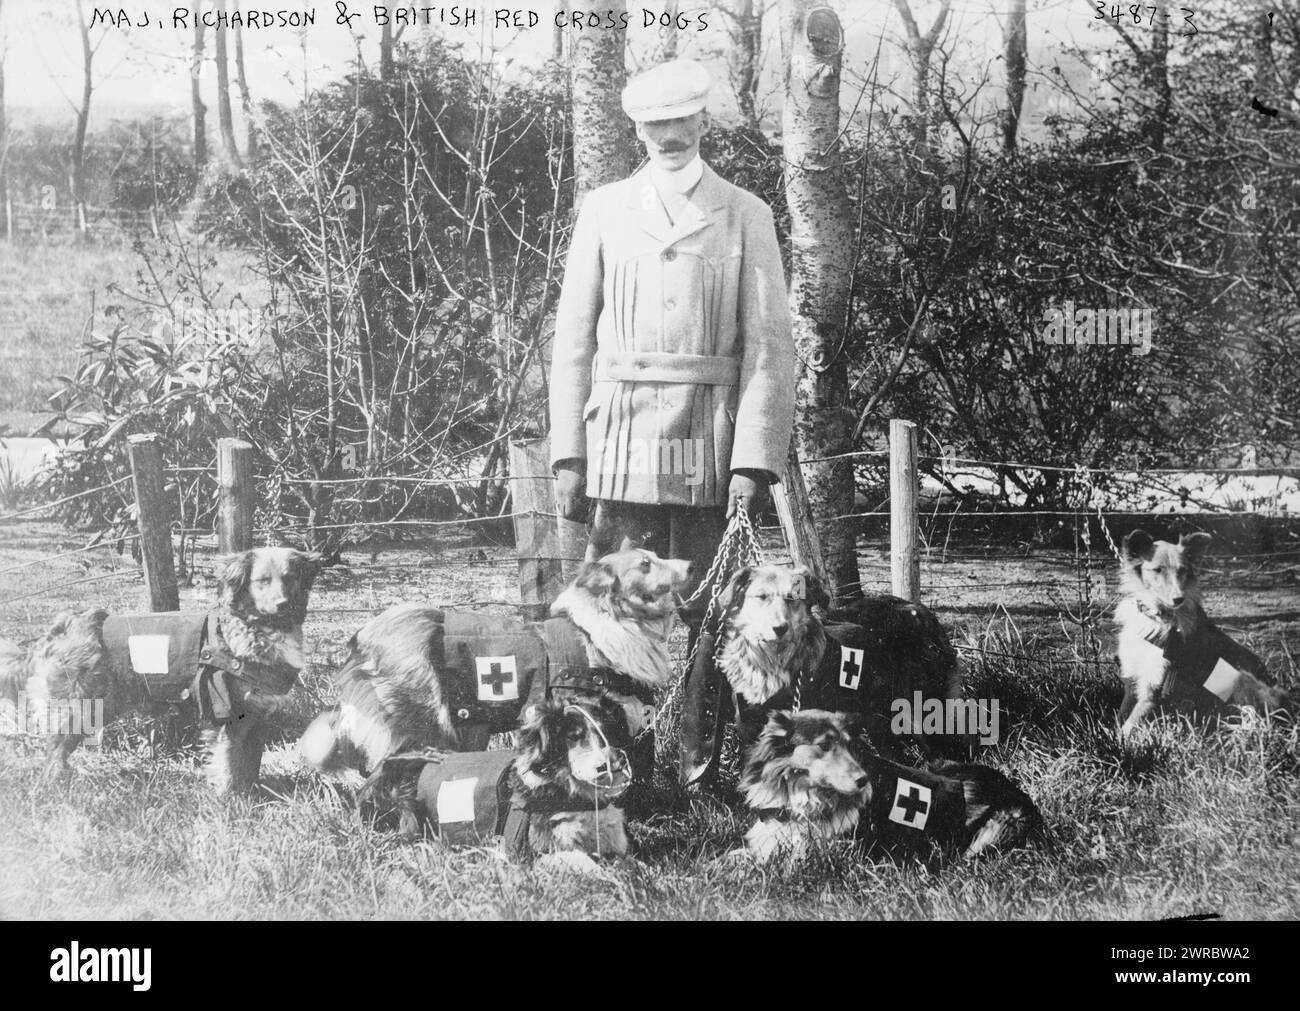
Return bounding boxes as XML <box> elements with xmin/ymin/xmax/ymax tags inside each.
<box><xmin>233</xmin><ymin>3</ymin><xmax>257</xmax><ymax>165</ymax></box>
<box><xmin>0</xmin><ymin>0</ymin><xmax>7</xmax><ymax>205</ymax></box>
<box><xmin>727</xmin><ymin>0</ymin><xmax>762</xmax><ymax>130</ymax></box>
<box><xmin>213</xmin><ymin>0</ymin><xmax>243</xmax><ymax>169</ymax></box>
<box><xmin>653</xmin><ymin>1</ymin><xmax>678</xmax><ymax>62</ymax></box>
<box><xmin>781</xmin><ymin>1</ymin><xmax>859</xmax><ymax>599</ymax></box>
<box><xmin>1002</xmin><ymin>0</ymin><xmax>1027</xmax><ymax>153</ymax></box>
<box><xmin>191</xmin><ymin>16</ymin><xmax>207</xmax><ymax>170</ymax></box>
<box><xmin>70</xmin><ymin>0</ymin><xmax>94</xmax><ymax>221</ymax></box>
<box><xmin>568</xmin><ymin>0</ymin><xmax>633</xmax><ymax>208</ymax></box>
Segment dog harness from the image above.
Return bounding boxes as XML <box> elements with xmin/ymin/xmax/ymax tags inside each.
<box><xmin>100</xmin><ymin>611</ymin><xmax>298</xmax><ymax>722</ymax></box>
<box><xmin>1161</xmin><ymin>624</ymin><xmax>1251</xmax><ymax>706</ymax></box>
<box><xmin>738</xmin><ymin>610</ymin><xmax>959</xmax><ymax>745</ymax></box>
<box><xmin>863</xmin><ymin>757</ymin><xmax>968</xmax><ymax>846</ymax></box>
<box><xmin>1125</xmin><ymin>603</ymin><xmax>1253</xmax><ymax>706</ymax></box>
<box><xmin>404</xmin><ymin>749</ymin><xmax>604</xmax><ymax>862</ymax></box>
<box><xmin>428</xmin><ymin>611</ymin><xmax>658</xmax><ymax>737</ymax></box>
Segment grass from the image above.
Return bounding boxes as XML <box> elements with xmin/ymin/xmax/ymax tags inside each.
<box><xmin>0</xmin><ymin>237</ymin><xmax>264</xmax><ymax>418</ymax></box>
<box><xmin>1</xmin><ymin>598</ymin><xmax>1297</xmax><ymax>920</ymax></box>
<box><xmin>1</xmin><ymin>524</ymin><xmax>1298</xmax><ymax>919</ymax></box>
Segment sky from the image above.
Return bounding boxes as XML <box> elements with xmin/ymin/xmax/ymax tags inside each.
<box><xmin>0</xmin><ymin>0</ymin><xmax>1125</xmax><ymax>133</ymax></box>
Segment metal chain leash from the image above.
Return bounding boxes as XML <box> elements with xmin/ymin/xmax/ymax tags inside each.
<box><xmin>636</xmin><ymin>502</ymin><xmax>764</xmax><ymax>741</ymax></box>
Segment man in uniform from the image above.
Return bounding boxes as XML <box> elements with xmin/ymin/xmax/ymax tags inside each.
<box><xmin>549</xmin><ymin>59</ymin><xmax>796</xmax><ymax>786</ymax></box>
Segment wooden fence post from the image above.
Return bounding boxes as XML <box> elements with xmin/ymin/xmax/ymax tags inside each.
<box><xmin>508</xmin><ymin>438</ymin><xmax>586</xmax><ymax>619</ymax></box>
<box><xmin>773</xmin><ymin>440</ymin><xmax>835</xmax><ymax>608</ymax></box>
<box><xmin>217</xmin><ymin>437</ymin><xmax>254</xmax><ymax>554</ymax></box>
<box><xmin>127</xmin><ymin>433</ymin><xmax>179</xmax><ymax>612</ymax></box>
<box><xmin>890</xmin><ymin>418</ymin><xmax>920</xmax><ymax>602</ymax></box>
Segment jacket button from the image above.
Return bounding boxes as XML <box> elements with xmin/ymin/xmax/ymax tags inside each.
<box><xmin>665</xmin><ymin>299</ymin><xmax>677</xmax><ymax>310</ymax></box>
<box><xmin>662</xmin><ymin>250</ymin><xmax>675</xmax><ymax>262</ymax></box>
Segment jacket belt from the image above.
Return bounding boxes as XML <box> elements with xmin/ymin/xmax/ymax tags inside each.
<box><xmin>594</xmin><ymin>350</ymin><xmax>740</xmax><ymax>386</ymax></box>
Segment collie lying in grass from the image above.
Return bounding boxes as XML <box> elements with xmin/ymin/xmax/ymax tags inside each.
<box><xmin>358</xmin><ymin>696</ymin><xmax>633</xmax><ymax>872</ymax></box>
<box><xmin>737</xmin><ymin>709</ymin><xmax>1040</xmax><ymax>863</ymax></box>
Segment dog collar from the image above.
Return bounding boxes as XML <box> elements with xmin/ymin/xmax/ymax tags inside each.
<box><xmin>198</xmin><ymin>613</ymin><xmax>300</xmax><ymax>696</ymax></box>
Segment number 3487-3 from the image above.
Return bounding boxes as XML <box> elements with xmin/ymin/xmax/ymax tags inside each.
<box><xmin>1094</xmin><ymin>4</ymin><xmax>1197</xmax><ymax>37</ymax></box>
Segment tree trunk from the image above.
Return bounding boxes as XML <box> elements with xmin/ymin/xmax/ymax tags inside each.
<box><xmin>892</xmin><ymin>0</ymin><xmax>952</xmax><ymax>159</ymax></box>
<box><xmin>191</xmin><ymin>15</ymin><xmax>207</xmax><ymax>170</ymax></box>
<box><xmin>213</xmin><ymin>0</ymin><xmax>242</xmax><ymax>169</ymax></box>
<box><xmin>0</xmin><ymin>0</ymin><xmax>7</xmax><ymax>203</ymax></box>
<box><xmin>552</xmin><ymin>2</ymin><xmax>566</xmax><ymax>62</ymax></box>
<box><xmin>232</xmin><ymin>2</ymin><xmax>257</xmax><ymax>165</ymax></box>
<box><xmin>1001</xmin><ymin>0</ymin><xmax>1027</xmax><ymax>153</ymax></box>
<box><xmin>1141</xmin><ymin>7</ymin><xmax>1170</xmax><ymax>152</ymax></box>
<box><xmin>380</xmin><ymin>18</ymin><xmax>394</xmax><ymax>80</ymax></box>
<box><xmin>728</xmin><ymin>0</ymin><xmax>762</xmax><ymax>130</ymax></box>
<box><xmin>781</xmin><ymin>1</ymin><xmax>859</xmax><ymax>599</ymax></box>
<box><xmin>568</xmin><ymin>0</ymin><xmax>633</xmax><ymax>208</ymax></box>
<box><xmin>70</xmin><ymin>0</ymin><xmax>93</xmax><ymax>219</ymax></box>
<box><xmin>654</xmin><ymin>1</ymin><xmax>678</xmax><ymax>62</ymax></box>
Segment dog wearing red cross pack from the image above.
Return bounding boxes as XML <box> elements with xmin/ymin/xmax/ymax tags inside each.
<box><xmin>0</xmin><ymin>548</ymin><xmax>320</xmax><ymax>793</ymax></box>
<box><xmin>1115</xmin><ymin>530</ymin><xmax>1295</xmax><ymax>736</ymax></box>
<box><xmin>299</xmin><ymin>542</ymin><xmax>691</xmax><ymax>782</ymax></box>
<box><xmin>714</xmin><ymin>564</ymin><xmax>971</xmax><ymax>764</ymax></box>
<box><xmin>736</xmin><ymin>709</ymin><xmax>1041</xmax><ymax>864</ymax></box>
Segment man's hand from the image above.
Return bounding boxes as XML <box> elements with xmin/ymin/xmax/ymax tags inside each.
<box><xmin>554</xmin><ymin>461</ymin><xmax>587</xmax><ymax>521</ymax></box>
<box><xmin>727</xmin><ymin>470</ymin><xmax>770</xmax><ymax>518</ymax></box>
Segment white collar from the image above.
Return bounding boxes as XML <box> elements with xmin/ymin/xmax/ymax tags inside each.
<box><xmin>648</xmin><ymin>156</ymin><xmax>704</xmax><ymax>196</ymax></box>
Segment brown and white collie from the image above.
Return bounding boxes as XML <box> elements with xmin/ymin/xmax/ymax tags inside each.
<box><xmin>300</xmin><ymin>543</ymin><xmax>691</xmax><ymax>776</ymax></box>
<box><xmin>359</xmin><ymin>695</ymin><xmax>634</xmax><ymax>871</ymax></box>
<box><xmin>738</xmin><ymin>709</ymin><xmax>1040</xmax><ymax>863</ymax></box>
<box><xmin>0</xmin><ymin>548</ymin><xmax>319</xmax><ymax>792</ymax></box>
<box><xmin>717</xmin><ymin>564</ymin><xmax>967</xmax><ymax>756</ymax></box>
<box><xmin>1115</xmin><ymin>530</ymin><xmax>1294</xmax><ymax>735</ymax></box>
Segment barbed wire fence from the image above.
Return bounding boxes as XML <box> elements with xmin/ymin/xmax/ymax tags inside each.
<box><xmin>2</xmin><ymin>432</ymin><xmax>1297</xmax><ymax>679</ymax></box>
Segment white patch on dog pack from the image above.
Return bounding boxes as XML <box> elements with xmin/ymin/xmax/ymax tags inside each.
<box><xmin>839</xmin><ymin>646</ymin><xmax>864</xmax><ymax>691</ymax></box>
<box><xmin>436</xmin><ymin>776</ymin><xmax>478</xmax><ymax>824</ymax></box>
<box><xmin>475</xmin><ymin>655</ymin><xmax>518</xmax><ymax>701</ymax></box>
<box><xmin>889</xmin><ymin>779</ymin><xmax>932</xmax><ymax>830</ymax></box>
<box><xmin>1203</xmin><ymin>658</ymin><xmax>1242</xmax><ymax>702</ymax></box>
<box><xmin>127</xmin><ymin>634</ymin><xmax>171</xmax><ymax>675</ymax></box>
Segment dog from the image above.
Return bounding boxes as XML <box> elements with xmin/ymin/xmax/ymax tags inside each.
<box><xmin>716</xmin><ymin>564</ymin><xmax>968</xmax><ymax>757</ymax></box>
<box><xmin>358</xmin><ymin>696</ymin><xmax>633</xmax><ymax>872</ymax></box>
<box><xmin>1115</xmin><ymin>530</ymin><xmax>1294</xmax><ymax>735</ymax></box>
<box><xmin>5</xmin><ymin>548</ymin><xmax>319</xmax><ymax>792</ymax></box>
<box><xmin>300</xmin><ymin>542</ymin><xmax>691</xmax><ymax>779</ymax></box>
<box><xmin>738</xmin><ymin>709</ymin><xmax>1040</xmax><ymax>863</ymax></box>
<box><xmin>1</xmin><ymin>609</ymin><xmax>111</xmax><ymax>737</ymax></box>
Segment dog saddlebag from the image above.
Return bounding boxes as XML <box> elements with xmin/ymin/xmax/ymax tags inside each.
<box><xmin>101</xmin><ymin>611</ymin><xmax>210</xmax><ymax>705</ymax></box>
<box><xmin>865</xmin><ymin>758</ymin><xmax>967</xmax><ymax>847</ymax></box>
<box><xmin>1162</xmin><ymin>625</ymin><xmax>1249</xmax><ymax>708</ymax></box>
<box><xmin>440</xmin><ymin>612</ymin><xmax>547</xmax><ymax>732</ymax></box>
<box><xmin>412</xmin><ymin>749</ymin><xmax>518</xmax><ymax>845</ymax></box>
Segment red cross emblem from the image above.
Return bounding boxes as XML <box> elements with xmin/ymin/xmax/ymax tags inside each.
<box><xmin>839</xmin><ymin>645</ymin><xmax>864</xmax><ymax>691</ymax></box>
<box><xmin>889</xmin><ymin>778</ymin><xmax>932</xmax><ymax>830</ymax></box>
<box><xmin>475</xmin><ymin>655</ymin><xmax>518</xmax><ymax>701</ymax></box>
